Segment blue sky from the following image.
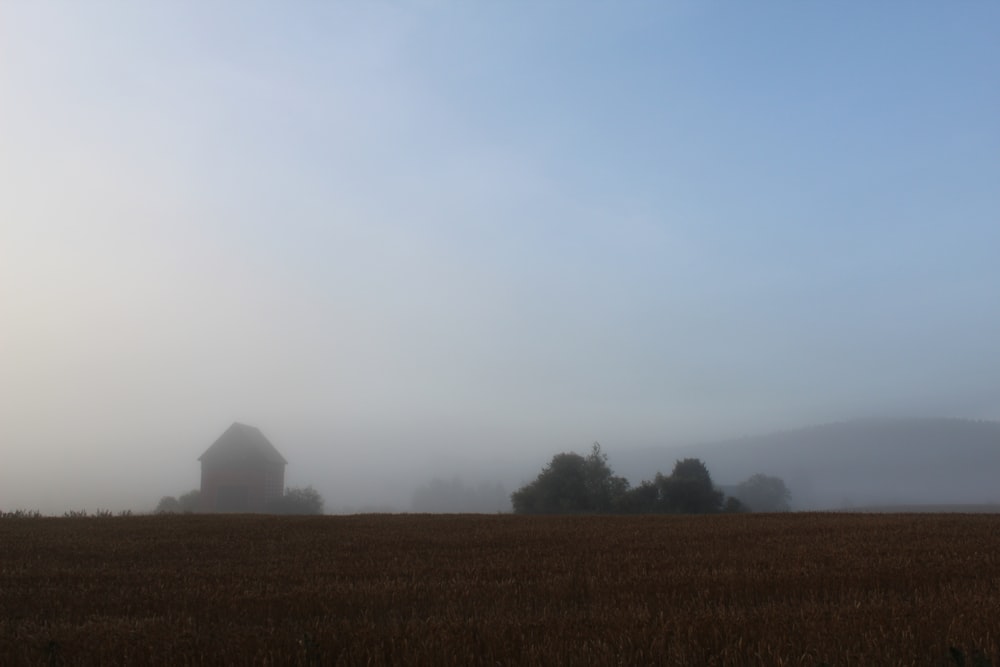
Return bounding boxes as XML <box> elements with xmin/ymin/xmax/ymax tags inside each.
<box><xmin>1</xmin><ymin>2</ymin><xmax>998</xmax><ymax>511</ymax></box>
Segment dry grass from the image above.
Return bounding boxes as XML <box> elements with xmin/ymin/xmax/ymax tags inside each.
<box><xmin>2</xmin><ymin>513</ymin><xmax>998</xmax><ymax>665</ymax></box>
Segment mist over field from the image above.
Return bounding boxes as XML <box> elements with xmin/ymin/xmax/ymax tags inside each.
<box><xmin>2</xmin><ymin>3</ymin><xmax>998</xmax><ymax>515</ymax></box>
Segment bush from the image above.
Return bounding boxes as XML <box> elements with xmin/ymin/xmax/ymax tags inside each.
<box><xmin>156</xmin><ymin>490</ymin><xmax>201</xmax><ymax>514</ymax></box>
<box><xmin>267</xmin><ymin>487</ymin><xmax>325</xmax><ymax>515</ymax></box>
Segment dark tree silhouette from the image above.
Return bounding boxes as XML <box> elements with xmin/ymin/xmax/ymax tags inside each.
<box><xmin>511</xmin><ymin>443</ymin><xmax>629</xmax><ymax>514</ymax></box>
<box><xmin>657</xmin><ymin>458</ymin><xmax>724</xmax><ymax>514</ymax></box>
<box><xmin>618</xmin><ymin>458</ymin><xmax>726</xmax><ymax>514</ymax></box>
<box><xmin>615</xmin><ymin>479</ymin><xmax>660</xmax><ymax>513</ymax></box>
<box><xmin>513</xmin><ymin>448</ymin><xmax>736</xmax><ymax>515</ymax></box>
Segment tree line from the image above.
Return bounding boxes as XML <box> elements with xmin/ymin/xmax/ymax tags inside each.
<box><xmin>511</xmin><ymin>443</ymin><xmax>790</xmax><ymax>514</ymax></box>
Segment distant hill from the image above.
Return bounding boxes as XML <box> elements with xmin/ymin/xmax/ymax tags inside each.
<box><xmin>612</xmin><ymin>418</ymin><xmax>1000</xmax><ymax>510</ymax></box>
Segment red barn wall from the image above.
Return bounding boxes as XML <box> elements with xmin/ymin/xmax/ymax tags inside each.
<box><xmin>201</xmin><ymin>462</ymin><xmax>285</xmax><ymax>513</ymax></box>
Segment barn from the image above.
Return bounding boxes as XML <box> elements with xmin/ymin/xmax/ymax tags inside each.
<box><xmin>199</xmin><ymin>422</ymin><xmax>287</xmax><ymax>513</ymax></box>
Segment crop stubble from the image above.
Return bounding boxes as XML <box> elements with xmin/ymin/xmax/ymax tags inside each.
<box><xmin>1</xmin><ymin>513</ymin><xmax>998</xmax><ymax>665</ymax></box>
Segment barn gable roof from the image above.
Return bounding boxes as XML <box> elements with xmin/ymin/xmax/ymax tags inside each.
<box><xmin>199</xmin><ymin>422</ymin><xmax>288</xmax><ymax>466</ymax></box>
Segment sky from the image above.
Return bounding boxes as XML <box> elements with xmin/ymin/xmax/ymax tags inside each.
<box><xmin>2</xmin><ymin>2</ymin><xmax>998</xmax><ymax>513</ymax></box>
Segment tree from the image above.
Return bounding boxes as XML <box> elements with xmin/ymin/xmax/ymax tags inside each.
<box><xmin>583</xmin><ymin>443</ymin><xmax>630</xmax><ymax>511</ymax></box>
<box><xmin>267</xmin><ymin>486</ymin><xmax>325</xmax><ymax>515</ymax></box>
<box><xmin>615</xmin><ymin>479</ymin><xmax>660</xmax><ymax>513</ymax></box>
<box><xmin>733</xmin><ymin>474</ymin><xmax>791</xmax><ymax>512</ymax></box>
<box><xmin>511</xmin><ymin>443</ymin><xmax>629</xmax><ymax>514</ymax></box>
<box><xmin>616</xmin><ymin>459</ymin><xmax>726</xmax><ymax>514</ymax></box>
<box><xmin>657</xmin><ymin>458</ymin><xmax>724</xmax><ymax>514</ymax></box>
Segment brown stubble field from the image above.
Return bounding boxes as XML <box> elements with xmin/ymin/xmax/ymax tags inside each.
<box><xmin>1</xmin><ymin>513</ymin><xmax>999</xmax><ymax>666</ymax></box>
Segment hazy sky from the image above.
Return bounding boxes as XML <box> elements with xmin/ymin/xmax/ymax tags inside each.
<box><xmin>2</xmin><ymin>2</ymin><xmax>998</xmax><ymax>512</ymax></box>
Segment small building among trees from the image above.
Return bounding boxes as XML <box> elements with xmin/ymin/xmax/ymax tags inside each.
<box><xmin>199</xmin><ymin>422</ymin><xmax>287</xmax><ymax>513</ymax></box>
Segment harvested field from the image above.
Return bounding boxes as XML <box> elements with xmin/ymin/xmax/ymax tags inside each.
<box><xmin>2</xmin><ymin>513</ymin><xmax>999</xmax><ymax>665</ymax></box>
